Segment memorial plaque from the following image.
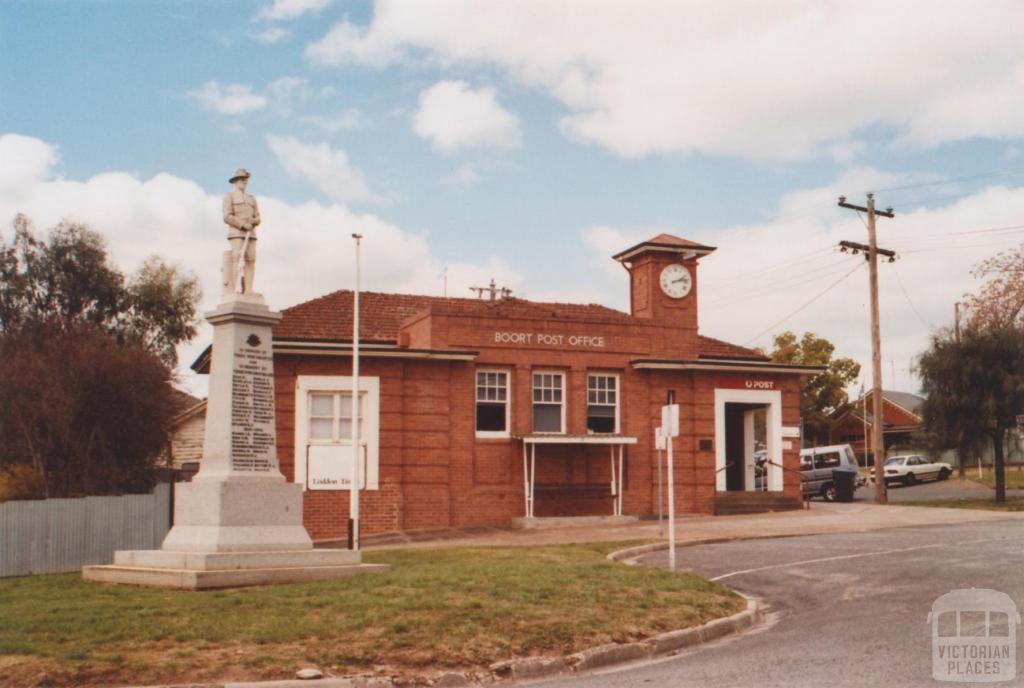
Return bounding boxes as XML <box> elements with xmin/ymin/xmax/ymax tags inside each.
<box><xmin>230</xmin><ymin>335</ymin><xmax>276</xmax><ymax>472</ymax></box>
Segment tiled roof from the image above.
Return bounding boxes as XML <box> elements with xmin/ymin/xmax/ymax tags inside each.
<box><xmin>646</xmin><ymin>233</ymin><xmax>711</xmax><ymax>248</ymax></box>
<box><xmin>274</xmin><ymin>291</ymin><xmax>633</xmax><ymax>342</ymax></box>
<box><xmin>612</xmin><ymin>233</ymin><xmax>718</xmax><ymax>261</ymax></box>
<box><xmin>697</xmin><ymin>335</ymin><xmax>770</xmax><ymax>361</ymax></box>
<box><xmin>168</xmin><ymin>387</ymin><xmax>202</xmax><ymax>414</ymax></box>
<box><xmin>881</xmin><ymin>390</ymin><xmax>925</xmax><ymax>416</ymax></box>
<box><xmin>273</xmin><ymin>289</ymin><xmax>766</xmax><ymax>360</ymax></box>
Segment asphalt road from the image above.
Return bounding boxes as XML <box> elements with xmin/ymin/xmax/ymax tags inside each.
<box><xmin>882</xmin><ymin>477</ymin><xmax>1024</xmax><ymax>503</ymax></box>
<box><xmin>537</xmin><ymin>520</ymin><xmax>1024</xmax><ymax>688</ymax></box>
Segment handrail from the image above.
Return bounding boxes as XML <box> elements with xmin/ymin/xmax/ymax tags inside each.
<box><xmin>766</xmin><ymin>459</ymin><xmax>811</xmax><ymax>510</ymax></box>
<box><xmin>715</xmin><ymin>461</ymin><xmax>735</xmax><ymax>474</ymax></box>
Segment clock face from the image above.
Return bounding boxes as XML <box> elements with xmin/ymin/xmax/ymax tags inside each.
<box><xmin>659</xmin><ymin>264</ymin><xmax>692</xmax><ymax>299</ymax></box>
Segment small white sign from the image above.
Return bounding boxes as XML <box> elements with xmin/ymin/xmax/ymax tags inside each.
<box><xmin>661</xmin><ymin>404</ymin><xmax>680</xmax><ymax>438</ymax></box>
<box><xmin>306</xmin><ymin>444</ymin><xmax>367</xmax><ymax>491</ymax></box>
<box><xmin>782</xmin><ymin>426</ymin><xmax>801</xmax><ymax>438</ymax></box>
<box><xmin>655</xmin><ymin>427</ymin><xmax>667</xmax><ymax>450</ymax></box>
<box><xmin>783</xmin><ymin>440</ymin><xmax>793</xmax><ymax>450</ymax></box>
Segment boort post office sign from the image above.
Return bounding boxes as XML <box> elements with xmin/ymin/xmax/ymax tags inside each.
<box><xmin>494</xmin><ymin>331</ymin><xmax>606</xmax><ymax>348</ymax></box>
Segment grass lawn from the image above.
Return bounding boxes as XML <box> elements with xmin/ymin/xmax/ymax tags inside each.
<box><xmin>899</xmin><ymin>497</ymin><xmax>1024</xmax><ymax>512</ymax></box>
<box><xmin>968</xmin><ymin>467</ymin><xmax>1024</xmax><ymax>490</ymax></box>
<box><xmin>0</xmin><ymin>542</ymin><xmax>742</xmax><ymax>688</ymax></box>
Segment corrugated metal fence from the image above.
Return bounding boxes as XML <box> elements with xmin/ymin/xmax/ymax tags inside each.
<box><xmin>0</xmin><ymin>483</ymin><xmax>171</xmax><ymax>577</ymax></box>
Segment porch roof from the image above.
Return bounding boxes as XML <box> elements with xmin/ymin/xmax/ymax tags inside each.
<box><xmin>514</xmin><ymin>434</ymin><xmax>638</xmax><ymax>445</ymax></box>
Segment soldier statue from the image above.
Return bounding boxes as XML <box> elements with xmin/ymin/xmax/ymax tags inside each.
<box><xmin>222</xmin><ymin>168</ymin><xmax>261</xmax><ymax>296</ymax></box>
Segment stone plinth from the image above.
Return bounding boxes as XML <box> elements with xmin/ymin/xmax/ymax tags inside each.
<box><xmin>83</xmin><ymin>293</ymin><xmax>387</xmax><ymax>589</ymax></box>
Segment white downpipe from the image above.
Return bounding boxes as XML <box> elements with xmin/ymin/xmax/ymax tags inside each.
<box><xmin>530</xmin><ymin>443</ymin><xmax>536</xmax><ymax>518</ymax></box>
<box><xmin>522</xmin><ymin>442</ymin><xmax>529</xmax><ymax>518</ymax></box>
<box><xmin>617</xmin><ymin>445</ymin><xmax>624</xmax><ymax>516</ymax></box>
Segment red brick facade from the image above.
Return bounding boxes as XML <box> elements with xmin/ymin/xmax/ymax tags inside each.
<box><xmin>256</xmin><ymin>234</ymin><xmax>813</xmax><ymax>539</ymax></box>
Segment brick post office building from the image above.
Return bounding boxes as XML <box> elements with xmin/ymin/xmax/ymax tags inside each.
<box><xmin>195</xmin><ymin>234</ymin><xmax>821</xmax><ymax>539</ymax></box>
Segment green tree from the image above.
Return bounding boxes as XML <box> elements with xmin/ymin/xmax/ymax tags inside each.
<box><xmin>0</xmin><ymin>215</ymin><xmax>202</xmax><ymax>498</ymax></box>
<box><xmin>0</xmin><ymin>214</ymin><xmax>201</xmax><ymax>366</ymax></box>
<box><xmin>917</xmin><ymin>325</ymin><xmax>1024</xmax><ymax>503</ymax></box>
<box><xmin>766</xmin><ymin>331</ymin><xmax>861</xmax><ymax>444</ymax></box>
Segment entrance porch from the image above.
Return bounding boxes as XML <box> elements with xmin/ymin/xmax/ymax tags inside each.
<box><xmin>516</xmin><ymin>434</ymin><xmax>639</xmax><ymax>524</ymax></box>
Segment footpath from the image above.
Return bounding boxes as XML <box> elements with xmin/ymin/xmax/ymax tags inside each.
<box><xmin>357</xmin><ymin>499</ymin><xmax>1024</xmax><ymax>552</ymax></box>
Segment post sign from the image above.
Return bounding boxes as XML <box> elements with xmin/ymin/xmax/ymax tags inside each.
<box><xmin>716</xmin><ymin>376</ymin><xmax>777</xmax><ymax>391</ymax></box>
<box><xmin>306</xmin><ymin>444</ymin><xmax>367</xmax><ymax>491</ymax></box>
<box><xmin>661</xmin><ymin>404</ymin><xmax>680</xmax><ymax>438</ymax></box>
<box><xmin>655</xmin><ymin>426</ymin><xmax>667</xmax><ymax>450</ymax></box>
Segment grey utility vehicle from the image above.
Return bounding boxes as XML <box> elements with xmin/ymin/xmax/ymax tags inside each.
<box><xmin>799</xmin><ymin>444</ymin><xmax>863</xmax><ymax>501</ymax></box>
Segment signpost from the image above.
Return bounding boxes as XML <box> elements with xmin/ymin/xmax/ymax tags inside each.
<box><xmin>661</xmin><ymin>392</ymin><xmax>680</xmax><ymax>571</ymax></box>
<box><xmin>655</xmin><ymin>426</ymin><xmax>666</xmax><ymax>536</ymax></box>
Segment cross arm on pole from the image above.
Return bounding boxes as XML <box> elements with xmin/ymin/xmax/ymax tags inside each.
<box><xmin>838</xmin><ymin>196</ymin><xmax>895</xmax><ymax>218</ymax></box>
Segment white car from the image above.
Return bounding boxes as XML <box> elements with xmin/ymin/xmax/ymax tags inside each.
<box><xmin>870</xmin><ymin>455</ymin><xmax>952</xmax><ymax>486</ymax></box>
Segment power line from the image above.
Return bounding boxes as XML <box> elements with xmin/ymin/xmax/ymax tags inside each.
<box><xmin>704</xmin><ymin>257</ymin><xmax>854</xmax><ymax>308</ymax></box>
<box><xmin>886</xmin><ymin>223</ymin><xmax>1024</xmax><ymax>248</ymax></box>
<box><xmin>892</xmin><ymin>264</ymin><xmax>932</xmax><ymax>329</ymax></box>
<box><xmin>742</xmin><ymin>262</ymin><xmax>864</xmax><ymax>346</ymax></box>
<box><xmin>899</xmin><ymin>237</ymin><xmax>1024</xmax><ymax>254</ymax></box>
<box><xmin>868</xmin><ymin>166</ymin><xmax>1024</xmax><ymax>195</ymax></box>
<box><xmin>701</xmin><ymin>245</ymin><xmax>836</xmax><ymax>290</ymax></box>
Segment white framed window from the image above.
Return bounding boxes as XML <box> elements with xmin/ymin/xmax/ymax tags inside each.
<box><xmin>476</xmin><ymin>369</ymin><xmax>511</xmax><ymax>438</ymax></box>
<box><xmin>587</xmin><ymin>373</ymin><xmax>619</xmax><ymax>434</ymax></box>
<box><xmin>295</xmin><ymin>376</ymin><xmax>380</xmax><ymax>491</ymax></box>
<box><xmin>309</xmin><ymin>392</ymin><xmax>365</xmax><ymax>442</ymax></box>
<box><xmin>532</xmin><ymin>371</ymin><xmax>565</xmax><ymax>434</ymax></box>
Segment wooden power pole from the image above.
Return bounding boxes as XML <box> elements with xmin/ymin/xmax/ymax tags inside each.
<box><xmin>838</xmin><ymin>193</ymin><xmax>895</xmax><ymax>504</ymax></box>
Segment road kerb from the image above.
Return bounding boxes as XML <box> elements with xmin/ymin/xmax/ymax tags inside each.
<box><xmin>486</xmin><ymin>594</ymin><xmax>763</xmax><ymax>683</ymax></box>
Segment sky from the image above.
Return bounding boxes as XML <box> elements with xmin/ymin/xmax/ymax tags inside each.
<box><xmin>2</xmin><ymin>0</ymin><xmax>1024</xmax><ymax>397</ymax></box>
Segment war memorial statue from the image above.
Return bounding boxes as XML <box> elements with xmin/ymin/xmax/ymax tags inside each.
<box><xmin>82</xmin><ymin>168</ymin><xmax>386</xmax><ymax>588</ymax></box>
<box><xmin>222</xmin><ymin>168</ymin><xmax>260</xmax><ymax>296</ymax></box>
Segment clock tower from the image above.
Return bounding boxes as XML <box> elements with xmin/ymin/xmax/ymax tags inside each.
<box><xmin>613</xmin><ymin>233</ymin><xmax>716</xmax><ymax>332</ymax></box>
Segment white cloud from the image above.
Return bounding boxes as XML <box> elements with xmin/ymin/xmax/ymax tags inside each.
<box><xmin>302</xmin><ymin>108</ymin><xmax>364</xmax><ymax>133</ymax></box>
<box><xmin>440</xmin><ymin>162</ymin><xmax>479</xmax><ymax>188</ymax></box>
<box><xmin>266</xmin><ymin>76</ymin><xmax>311</xmax><ymax>116</ymax></box>
<box><xmin>265</xmin><ymin>134</ymin><xmax>380</xmax><ymax>204</ymax></box>
<box><xmin>307</xmin><ymin>1</ymin><xmax>1024</xmax><ymax>159</ymax></box>
<box><xmin>258</xmin><ymin>0</ymin><xmax>332</xmax><ymax>21</ymax></box>
<box><xmin>412</xmin><ymin>81</ymin><xmax>520</xmax><ymax>154</ymax></box>
<box><xmin>185</xmin><ymin>81</ymin><xmax>268</xmax><ymax>115</ymax></box>
<box><xmin>0</xmin><ymin>133</ymin><xmax>519</xmax><ymax>395</ymax></box>
<box><xmin>578</xmin><ymin>170</ymin><xmax>1024</xmax><ymax>394</ymax></box>
<box><xmin>251</xmin><ymin>27</ymin><xmax>292</xmax><ymax>44</ymax></box>
<box><xmin>185</xmin><ymin>77</ymin><xmax>312</xmax><ymax>117</ymax></box>
<box><xmin>0</xmin><ymin>133</ymin><xmax>60</xmax><ymax>197</ymax></box>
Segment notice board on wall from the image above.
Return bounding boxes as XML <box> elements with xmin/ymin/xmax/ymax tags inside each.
<box><xmin>306</xmin><ymin>444</ymin><xmax>367</xmax><ymax>491</ymax></box>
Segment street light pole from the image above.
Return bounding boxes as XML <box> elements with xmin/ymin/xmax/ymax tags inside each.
<box><xmin>350</xmin><ymin>233</ymin><xmax>363</xmax><ymax>551</ymax></box>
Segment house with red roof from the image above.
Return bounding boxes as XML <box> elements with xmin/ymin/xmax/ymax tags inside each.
<box><xmin>828</xmin><ymin>389</ymin><xmax>926</xmax><ymax>458</ymax></box>
<box><xmin>194</xmin><ymin>233</ymin><xmax>822</xmax><ymax>539</ymax></box>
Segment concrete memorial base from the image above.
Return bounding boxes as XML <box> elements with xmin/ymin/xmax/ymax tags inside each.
<box><xmin>82</xmin><ymin>548</ymin><xmax>388</xmax><ymax>590</ymax></box>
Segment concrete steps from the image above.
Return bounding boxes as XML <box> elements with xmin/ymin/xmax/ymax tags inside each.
<box><xmin>715</xmin><ymin>492</ymin><xmax>803</xmax><ymax>515</ymax></box>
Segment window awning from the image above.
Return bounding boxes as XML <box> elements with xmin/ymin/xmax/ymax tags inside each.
<box><xmin>514</xmin><ymin>434</ymin><xmax>638</xmax><ymax>445</ymax></box>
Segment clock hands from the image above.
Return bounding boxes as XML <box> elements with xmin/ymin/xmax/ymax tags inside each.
<box><xmin>671</xmin><ymin>276</ymin><xmax>688</xmax><ymax>284</ymax></box>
